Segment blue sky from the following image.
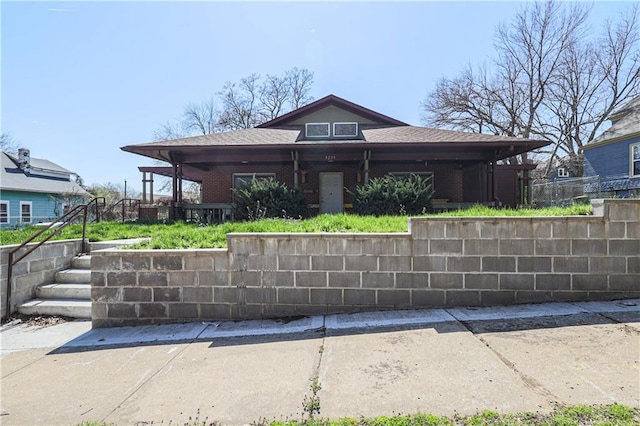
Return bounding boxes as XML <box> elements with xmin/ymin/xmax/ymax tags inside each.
<box><xmin>1</xmin><ymin>1</ymin><xmax>630</xmax><ymax>194</ymax></box>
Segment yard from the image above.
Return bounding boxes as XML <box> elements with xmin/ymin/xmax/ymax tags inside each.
<box><xmin>0</xmin><ymin>204</ymin><xmax>592</xmax><ymax>249</ymax></box>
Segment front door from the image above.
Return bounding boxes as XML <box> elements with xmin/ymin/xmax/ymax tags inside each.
<box><xmin>319</xmin><ymin>172</ymin><xmax>344</xmax><ymax>214</ymax></box>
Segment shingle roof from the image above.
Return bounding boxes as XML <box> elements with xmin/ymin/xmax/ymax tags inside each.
<box><xmin>125</xmin><ymin>128</ymin><xmax>301</xmax><ymax>149</ymax></box>
<box><xmin>123</xmin><ymin>126</ymin><xmax>543</xmax><ymax>150</ymax></box>
<box><xmin>28</xmin><ymin>157</ymin><xmax>73</xmax><ymax>174</ymax></box>
<box><xmin>121</xmin><ymin>95</ymin><xmax>547</xmax><ymax>162</ymax></box>
<box><xmin>1</xmin><ymin>152</ymin><xmax>91</xmax><ymax>197</ymax></box>
<box><xmin>361</xmin><ymin>126</ymin><xmax>540</xmax><ymax>144</ymax></box>
<box><xmin>585</xmin><ymin>95</ymin><xmax>640</xmax><ymax>149</ymax></box>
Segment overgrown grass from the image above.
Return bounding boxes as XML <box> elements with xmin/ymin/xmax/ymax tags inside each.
<box><xmin>74</xmin><ymin>404</ymin><xmax>639</xmax><ymax>426</ymax></box>
<box><xmin>0</xmin><ymin>204</ymin><xmax>592</xmax><ymax>249</ymax></box>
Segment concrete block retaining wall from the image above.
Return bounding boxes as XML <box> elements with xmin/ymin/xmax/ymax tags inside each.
<box><xmin>1</xmin><ymin>239</ymin><xmax>83</xmax><ymax>318</ymax></box>
<box><xmin>91</xmin><ymin>199</ymin><xmax>640</xmax><ymax>327</ymax></box>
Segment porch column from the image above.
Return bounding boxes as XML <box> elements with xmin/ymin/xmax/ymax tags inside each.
<box><xmin>292</xmin><ymin>151</ymin><xmax>299</xmax><ymax>190</ymax></box>
<box><xmin>142</xmin><ymin>171</ymin><xmax>147</xmax><ymax>203</ymax></box>
<box><xmin>178</xmin><ymin>163</ymin><xmax>183</xmax><ymax>204</ymax></box>
<box><xmin>172</xmin><ymin>163</ymin><xmax>178</xmax><ymax>203</ymax></box>
<box><xmin>171</xmin><ymin>162</ymin><xmax>178</xmax><ymax>221</ymax></box>
<box><xmin>488</xmin><ymin>155</ymin><xmax>498</xmax><ymax>204</ymax></box>
<box><xmin>141</xmin><ymin>171</ymin><xmax>155</xmax><ymax>204</ymax></box>
<box><xmin>150</xmin><ymin>172</ymin><xmax>154</xmax><ymax>204</ymax></box>
<box><xmin>363</xmin><ymin>150</ymin><xmax>371</xmax><ymax>184</ymax></box>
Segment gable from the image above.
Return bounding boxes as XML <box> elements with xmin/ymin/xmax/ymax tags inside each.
<box><xmin>257</xmin><ymin>94</ymin><xmax>408</xmax><ymax>128</ymax></box>
<box><xmin>287</xmin><ymin>105</ymin><xmax>381</xmax><ymax>126</ymax></box>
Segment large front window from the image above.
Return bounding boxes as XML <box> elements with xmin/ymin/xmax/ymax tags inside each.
<box><xmin>631</xmin><ymin>143</ymin><xmax>640</xmax><ymax>177</ymax></box>
<box><xmin>390</xmin><ymin>171</ymin><xmax>434</xmax><ymax>182</ymax></box>
<box><xmin>20</xmin><ymin>201</ymin><xmax>32</xmax><ymax>223</ymax></box>
<box><xmin>233</xmin><ymin>173</ymin><xmax>276</xmax><ymax>190</ymax></box>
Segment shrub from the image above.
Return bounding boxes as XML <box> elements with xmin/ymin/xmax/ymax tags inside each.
<box><xmin>232</xmin><ymin>177</ymin><xmax>307</xmax><ymax>221</ymax></box>
<box><xmin>350</xmin><ymin>174</ymin><xmax>434</xmax><ymax>216</ymax></box>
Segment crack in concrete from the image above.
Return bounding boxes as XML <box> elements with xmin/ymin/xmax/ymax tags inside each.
<box><xmin>100</xmin><ymin>342</ymin><xmax>193</xmax><ymax>423</ymax></box>
<box><xmin>455</xmin><ymin>318</ymin><xmax>561</xmax><ymax>405</ymax></box>
<box><xmin>591</xmin><ymin>312</ymin><xmax>640</xmax><ymax>335</ymax></box>
<box><xmin>302</xmin><ymin>320</ymin><xmax>326</xmax><ymax>418</ymax></box>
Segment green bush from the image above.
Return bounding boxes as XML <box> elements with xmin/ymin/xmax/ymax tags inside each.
<box><xmin>232</xmin><ymin>177</ymin><xmax>307</xmax><ymax>221</ymax></box>
<box><xmin>350</xmin><ymin>174</ymin><xmax>434</xmax><ymax>216</ymax></box>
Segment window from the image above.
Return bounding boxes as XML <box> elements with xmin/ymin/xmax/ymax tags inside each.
<box><xmin>233</xmin><ymin>173</ymin><xmax>276</xmax><ymax>190</ymax></box>
<box><xmin>305</xmin><ymin>123</ymin><xmax>330</xmax><ymax>138</ymax></box>
<box><xmin>390</xmin><ymin>172</ymin><xmax>434</xmax><ymax>181</ymax></box>
<box><xmin>631</xmin><ymin>143</ymin><xmax>640</xmax><ymax>177</ymax></box>
<box><xmin>333</xmin><ymin>122</ymin><xmax>358</xmax><ymax>137</ymax></box>
<box><xmin>0</xmin><ymin>201</ymin><xmax>8</xmax><ymax>224</ymax></box>
<box><xmin>20</xmin><ymin>201</ymin><xmax>32</xmax><ymax>223</ymax></box>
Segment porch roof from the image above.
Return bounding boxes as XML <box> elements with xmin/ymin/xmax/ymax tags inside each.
<box><xmin>122</xmin><ymin>125</ymin><xmax>548</xmax><ymax>165</ymax></box>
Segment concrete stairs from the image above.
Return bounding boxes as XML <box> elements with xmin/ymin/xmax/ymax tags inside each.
<box><xmin>16</xmin><ymin>255</ymin><xmax>92</xmax><ymax>319</ymax></box>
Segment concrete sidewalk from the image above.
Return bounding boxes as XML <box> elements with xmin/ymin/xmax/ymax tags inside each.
<box><xmin>1</xmin><ymin>300</ymin><xmax>639</xmax><ymax>425</ymax></box>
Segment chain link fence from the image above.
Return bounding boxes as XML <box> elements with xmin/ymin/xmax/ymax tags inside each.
<box><xmin>531</xmin><ymin>176</ymin><xmax>603</xmax><ymax>207</ymax></box>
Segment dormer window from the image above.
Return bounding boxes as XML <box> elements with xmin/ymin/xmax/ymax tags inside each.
<box><xmin>333</xmin><ymin>122</ymin><xmax>358</xmax><ymax>137</ymax></box>
<box><xmin>306</xmin><ymin>123</ymin><xmax>330</xmax><ymax>138</ymax></box>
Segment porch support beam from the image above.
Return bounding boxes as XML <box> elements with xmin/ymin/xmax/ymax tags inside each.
<box><xmin>172</xmin><ymin>162</ymin><xmax>178</xmax><ymax>203</ymax></box>
<box><xmin>141</xmin><ymin>171</ymin><xmax>155</xmax><ymax>204</ymax></box>
<box><xmin>142</xmin><ymin>171</ymin><xmax>147</xmax><ymax>204</ymax></box>
<box><xmin>178</xmin><ymin>163</ymin><xmax>183</xmax><ymax>204</ymax></box>
<box><xmin>363</xmin><ymin>149</ymin><xmax>371</xmax><ymax>184</ymax></box>
<box><xmin>150</xmin><ymin>172</ymin><xmax>154</xmax><ymax>204</ymax></box>
<box><xmin>170</xmin><ymin>161</ymin><xmax>178</xmax><ymax>221</ymax></box>
<box><xmin>291</xmin><ymin>150</ymin><xmax>299</xmax><ymax>190</ymax></box>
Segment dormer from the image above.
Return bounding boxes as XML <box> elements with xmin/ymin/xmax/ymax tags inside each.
<box><xmin>304</xmin><ymin>121</ymin><xmax>360</xmax><ymax>140</ymax></box>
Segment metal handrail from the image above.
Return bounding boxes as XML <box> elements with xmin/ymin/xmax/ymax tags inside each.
<box><xmin>101</xmin><ymin>198</ymin><xmax>141</xmax><ymax>223</ymax></box>
<box><xmin>3</xmin><ymin>197</ymin><xmax>104</xmax><ymax>320</ymax></box>
<box><xmin>86</xmin><ymin>196</ymin><xmax>107</xmax><ymax>223</ymax></box>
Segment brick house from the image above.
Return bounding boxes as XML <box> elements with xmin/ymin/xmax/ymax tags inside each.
<box><xmin>122</xmin><ymin>95</ymin><xmax>546</xmax><ymax>220</ymax></box>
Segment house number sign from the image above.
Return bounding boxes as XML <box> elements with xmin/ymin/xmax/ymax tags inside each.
<box><xmin>325</xmin><ymin>155</ymin><xmax>336</xmax><ymax>162</ymax></box>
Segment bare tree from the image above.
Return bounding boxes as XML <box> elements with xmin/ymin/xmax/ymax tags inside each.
<box><xmin>152</xmin><ymin>120</ymin><xmax>186</xmax><ymax>141</ymax></box>
<box><xmin>218</xmin><ymin>73</ymin><xmax>262</xmax><ymax>130</ymax></box>
<box><xmin>183</xmin><ymin>97</ymin><xmax>220</xmax><ymax>135</ymax></box>
<box><xmin>86</xmin><ymin>182</ymin><xmax>128</xmax><ymax>206</ymax></box>
<box><xmin>1</xmin><ymin>132</ymin><xmax>19</xmax><ymax>154</ymax></box>
<box><xmin>286</xmin><ymin>67</ymin><xmax>314</xmax><ymax>110</ymax></box>
<box><xmin>538</xmin><ymin>5</ymin><xmax>640</xmax><ymax>175</ymax></box>
<box><xmin>421</xmin><ymin>1</ymin><xmax>639</xmax><ymax>174</ymax></box>
<box><xmin>217</xmin><ymin>68</ymin><xmax>315</xmax><ymax>130</ymax></box>
<box><xmin>259</xmin><ymin>74</ymin><xmax>291</xmax><ymax>122</ymax></box>
<box><xmin>154</xmin><ymin>67</ymin><xmax>315</xmax><ymax>137</ymax></box>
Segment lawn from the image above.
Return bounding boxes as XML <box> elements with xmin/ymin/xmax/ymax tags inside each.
<box><xmin>75</xmin><ymin>403</ymin><xmax>639</xmax><ymax>426</ymax></box>
<box><xmin>0</xmin><ymin>204</ymin><xmax>592</xmax><ymax>249</ymax></box>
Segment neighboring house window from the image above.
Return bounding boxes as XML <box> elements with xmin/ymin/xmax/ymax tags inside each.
<box><xmin>305</xmin><ymin>123</ymin><xmax>330</xmax><ymax>138</ymax></box>
<box><xmin>233</xmin><ymin>173</ymin><xmax>276</xmax><ymax>190</ymax></box>
<box><xmin>0</xmin><ymin>201</ymin><xmax>8</xmax><ymax>224</ymax></box>
<box><xmin>631</xmin><ymin>143</ymin><xmax>640</xmax><ymax>177</ymax></box>
<box><xmin>20</xmin><ymin>201</ymin><xmax>32</xmax><ymax>223</ymax></box>
<box><xmin>333</xmin><ymin>122</ymin><xmax>358</xmax><ymax>137</ymax></box>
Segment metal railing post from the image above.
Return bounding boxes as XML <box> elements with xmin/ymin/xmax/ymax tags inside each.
<box><xmin>5</xmin><ymin>252</ymin><xmax>14</xmax><ymax>320</ymax></box>
<box><xmin>3</xmin><ymin>197</ymin><xmax>104</xmax><ymax>320</ymax></box>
